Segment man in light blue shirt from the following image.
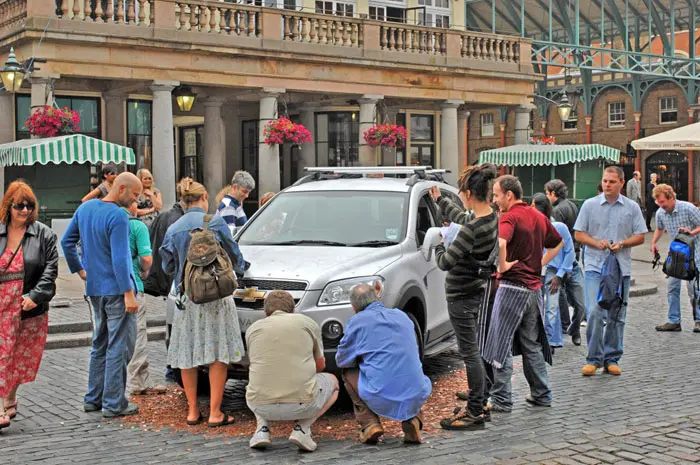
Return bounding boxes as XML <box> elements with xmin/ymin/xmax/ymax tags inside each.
<box><xmin>650</xmin><ymin>184</ymin><xmax>700</xmax><ymax>333</ymax></box>
<box><xmin>336</xmin><ymin>284</ymin><xmax>431</xmax><ymax>445</ymax></box>
<box><xmin>574</xmin><ymin>166</ymin><xmax>647</xmax><ymax>377</ymax></box>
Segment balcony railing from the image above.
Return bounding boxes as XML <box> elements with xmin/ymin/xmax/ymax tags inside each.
<box><xmin>12</xmin><ymin>0</ymin><xmax>531</xmax><ymax>71</ymax></box>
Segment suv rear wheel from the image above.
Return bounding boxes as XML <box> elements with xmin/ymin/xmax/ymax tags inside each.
<box><xmin>405</xmin><ymin>312</ymin><xmax>424</xmax><ymax>362</ymax></box>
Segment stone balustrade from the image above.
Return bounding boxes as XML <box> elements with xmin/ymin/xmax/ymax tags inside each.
<box><xmin>0</xmin><ymin>0</ymin><xmax>26</xmax><ymax>30</ymax></box>
<box><xmin>174</xmin><ymin>1</ymin><xmax>259</xmax><ymax>36</ymax></box>
<box><xmin>380</xmin><ymin>24</ymin><xmax>446</xmax><ymax>55</ymax></box>
<box><xmin>55</xmin><ymin>0</ymin><xmax>154</xmax><ymax>25</ymax></box>
<box><xmin>461</xmin><ymin>32</ymin><xmax>521</xmax><ymax>63</ymax></box>
<box><xmin>280</xmin><ymin>11</ymin><xmax>362</xmax><ymax>48</ymax></box>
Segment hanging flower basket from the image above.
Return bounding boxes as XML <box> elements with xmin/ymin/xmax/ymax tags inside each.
<box><xmin>25</xmin><ymin>106</ymin><xmax>81</xmax><ymax>138</ymax></box>
<box><xmin>363</xmin><ymin>124</ymin><xmax>407</xmax><ymax>149</ymax></box>
<box><xmin>529</xmin><ymin>136</ymin><xmax>556</xmax><ymax>145</ymax></box>
<box><xmin>263</xmin><ymin>117</ymin><xmax>312</xmax><ymax>146</ymax></box>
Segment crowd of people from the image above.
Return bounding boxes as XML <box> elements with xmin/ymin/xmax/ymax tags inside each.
<box><xmin>1</xmin><ymin>163</ymin><xmax>699</xmax><ymax>458</ymax></box>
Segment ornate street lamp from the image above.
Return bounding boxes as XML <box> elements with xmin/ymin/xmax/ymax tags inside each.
<box><xmin>557</xmin><ymin>72</ymin><xmax>581</xmax><ymax>122</ymax></box>
<box><xmin>1</xmin><ymin>48</ymin><xmax>25</xmax><ymax>93</ymax></box>
<box><xmin>174</xmin><ymin>85</ymin><xmax>196</xmax><ymax>112</ymax></box>
<box><xmin>557</xmin><ymin>92</ymin><xmax>573</xmax><ymax>121</ymax></box>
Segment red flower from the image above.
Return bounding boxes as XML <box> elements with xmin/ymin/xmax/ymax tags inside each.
<box><xmin>263</xmin><ymin>118</ymin><xmax>312</xmax><ymax>146</ymax></box>
<box><xmin>363</xmin><ymin>124</ymin><xmax>407</xmax><ymax>149</ymax></box>
<box><xmin>25</xmin><ymin>106</ymin><xmax>81</xmax><ymax>138</ymax></box>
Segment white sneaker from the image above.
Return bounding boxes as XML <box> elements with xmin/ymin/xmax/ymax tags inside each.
<box><xmin>249</xmin><ymin>426</ymin><xmax>271</xmax><ymax>449</ymax></box>
<box><xmin>581</xmin><ymin>321</ymin><xmax>587</xmax><ymax>327</ymax></box>
<box><xmin>289</xmin><ymin>424</ymin><xmax>317</xmax><ymax>452</ymax></box>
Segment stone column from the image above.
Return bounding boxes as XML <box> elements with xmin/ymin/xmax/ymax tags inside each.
<box><xmin>458</xmin><ymin>110</ymin><xmax>468</xmax><ymax>168</ymax></box>
<box><xmin>258</xmin><ymin>88</ymin><xmax>284</xmax><ymax>195</ymax></box>
<box><xmin>514</xmin><ymin>105</ymin><xmax>534</xmax><ymax>145</ymax></box>
<box><xmin>150</xmin><ymin>81</ymin><xmax>179</xmax><ymax>209</ymax></box>
<box><xmin>29</xmin><ymin>75</ymin><xmax>58</xmax><ymax>111</ymax></box>
<box><xmin>298</xmin><ymin>104</ymin><xmax>317</xmax><ymax>178</ymax></box>
<box><xmin>541</xmin><ymin>120</ymin><xmax>548</xmax><ymax>137</ymax></box>
<box><xmin>358</xmin><ymin>95</ymin><xmax>383</xmax><ymax>166</ymax></box>
<box><xmin>0</xmin><ymin>93</ymin><xmax>13</xmax><ymax>196</ymax></box>
<box><xmin>440</xmin><ymin>100</ymin><xmax>463</xmax><ymax>185</ymax></box>
<box><xmin>584</xmin><ymin>116</ymin><xmax>592</xmax><ymax>144</ymax></box>
<box><xmin>204</xmin><ymin>97</ymin><xmax>227</xmax><ymax>212</ymax></box>
<box><xmin>634</xmin><ymin>112</ymin><xmax>642</xmax><ymax>172</ymax></box>
<box><xmin>381</xmin><ymin>106</ymin><xmax>400</xmax><ymax>166</ymax></box>
<box><xmin>104</xmin><ymin>94</ymin><xmax>126</xmax><ymax>146</ymax></box>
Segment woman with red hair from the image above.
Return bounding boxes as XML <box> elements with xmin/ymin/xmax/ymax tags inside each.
<box><xmin>0</xmin><ymin>181</ymin><xmax>58</xmax><ymax>430</ymax></box>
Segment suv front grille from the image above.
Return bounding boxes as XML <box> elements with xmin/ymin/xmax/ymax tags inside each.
<box><xmin>238</xmin><ymin>279</ymin><xmax>308</xmax><ymax>291</ymax></box>
<box><xmin>235</xmin><ymin>298</ymin><xmax>301</xmax><ymax>310</ymax></box>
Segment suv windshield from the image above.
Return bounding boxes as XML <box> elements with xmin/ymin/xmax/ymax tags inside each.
<box><xmin>238</xmin><ymin>191</ymin><xmax>409</xmax><ymax>246</ymax></box>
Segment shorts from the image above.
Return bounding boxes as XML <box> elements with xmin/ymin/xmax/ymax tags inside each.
<box><xmin>248</xmin><ymin>373</ymin><xmax>337</xmax><ymax>421</ymax></box>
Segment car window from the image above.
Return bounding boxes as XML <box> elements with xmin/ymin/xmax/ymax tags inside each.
<box><xmin>416</xmin><ymin>193</ymin><xmax>437</xmax><ymax>246</ymax></box>
<box><xmin>238</xmin><ymin>191</ymin><xmax>409</xmax><ymax>246</ymax></box>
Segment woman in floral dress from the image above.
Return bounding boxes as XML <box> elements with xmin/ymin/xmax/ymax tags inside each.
<box><xmin>0</xmin><ymin>181</ymin><xmax>58</xmax><ymax>430</ymax></box>
<box><xmin>160</xmin><ymin>179</ymin><xmax>246</xmax><ymax>427</ymax></box>
<box><xmin>136</xmin><ymin>169</ymin><xmax>163</xmax><ymax>228</ymax></box>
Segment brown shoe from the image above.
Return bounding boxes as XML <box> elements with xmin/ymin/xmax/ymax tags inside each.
<box><xmin>359</xmin><ymin>423</ymin><xmax>384</xmax><ymax>444</ymax></box>
<box><xmin>131</xmin><ymin>385</ymin><xmax>168</xmax><ymax>396</ymax></box>
<box><xmin>401</xmin><ymin>417</ymin><xmax>422</xmax><ymax>444</ymax></box>
<box><xmin>605</xmin><ymin>365</ymin><xmax>622</xmax><ymax>376</ymax></box>
<box><xmin>694</xmin><ymin>322</ymin><xmax>700</xmax><ymax>333</ymax></box>
<box><xmin>581</xmin><ymin>364</ymin><xmax>598</xmax><ymax>376</ymax></box>
<box><xmin>655</xmin><ymin>322</ymin><xmax>682</xmax><ymax>332</ymax></box>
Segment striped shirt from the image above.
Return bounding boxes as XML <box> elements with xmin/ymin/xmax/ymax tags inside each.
<box><xmin>216</xmin><ymin>194</ymin><xmax>247</xmax><ymax>236</ymax></box>
<box><xmin>434</xmin><ymin>197</ymin><xmax>498</xmax><ymax>301</ymax></box>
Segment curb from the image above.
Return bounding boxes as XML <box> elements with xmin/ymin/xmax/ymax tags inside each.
<box><xmin>45</xmin><ymin>326</ymin><xmax>166</xmax><ymax>350</ymax></box>
<box><xmin>48</xmin><ymin>318</ymin><xmax>167</xmax><ymax>335</ymax></box>
<box><xmin>629</xmin><ymin>282</ymin><xmax>658</xmax><ymax>297</ymax></box>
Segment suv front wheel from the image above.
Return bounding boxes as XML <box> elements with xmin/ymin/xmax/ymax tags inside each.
<box><xmin>404</xmin><ymin>312</ymin><xmax>424</xmax><ymax>362</ymax></box>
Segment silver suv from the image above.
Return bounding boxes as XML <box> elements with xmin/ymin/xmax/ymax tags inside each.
<box><xmin>228</xmin><ymin>167</ymin><xmax>460</xmax><ymax>378</ymax></box>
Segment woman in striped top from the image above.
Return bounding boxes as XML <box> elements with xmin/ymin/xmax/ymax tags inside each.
<box><xmin>430</xmin><ymin>163</ymin><xmax>499</xmax><ymax>431</ymax></box>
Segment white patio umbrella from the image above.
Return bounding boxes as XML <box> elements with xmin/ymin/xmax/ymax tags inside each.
<box><xmin>631</xmin><ymin>122</ymin><xmax>700</xmax><ymax>151</ymax></box>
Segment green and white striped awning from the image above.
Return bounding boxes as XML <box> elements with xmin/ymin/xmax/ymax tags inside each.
<box><xmin>478</xmin><ymin>144</ymin><xmax>620</xmax><ymax>167</ymax></box>
<box><xmin>0</xmin><ymin>135</ymin><xmax>136</xmax><ymax>168</ymax></box>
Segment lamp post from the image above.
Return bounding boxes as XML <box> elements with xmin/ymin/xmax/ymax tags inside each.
<box><xmin>173</xmin><ymin>85</ymin><xmax>196</xmax><ymax>112</ymax></box>
<box><xmin>0</xmin><ymin>48</ymin><xmax>25</xmax><ymax>93</ymax></box>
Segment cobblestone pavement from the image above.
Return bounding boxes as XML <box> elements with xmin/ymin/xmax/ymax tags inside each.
<box><xmin>3</xmin><ymin>262</ymin><xmax>700</xmax><ymax>464</ymax></box>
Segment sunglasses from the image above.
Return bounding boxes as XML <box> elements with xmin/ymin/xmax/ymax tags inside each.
<box><xmin>12</xmin><ymin>202</ymin><xmax>36</xmax><ymax>212</ymax></box>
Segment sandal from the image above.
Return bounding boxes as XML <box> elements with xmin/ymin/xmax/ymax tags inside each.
<box><xmin>439</xmin><ymin>407</ymin><xmax>485</xmax><ymax>431</ymax></box>
<box><xmin>186</xmin><ymin>412</ymin><xmax>203</xmax><ymax>426</ymax></box>
<box><xmin>207</xmin><ymin>414</ymin><xmax>235</xmax><ymax>428</ymax></box>
<box><xmin>0</xmin><ymin>413</ymin><xmax>10</xmax><ymax>430</ymax></box>
<box><xmin>4</xmin><ymin>400</ymin><xmax>17</xmax><ymax>420</ymax></box>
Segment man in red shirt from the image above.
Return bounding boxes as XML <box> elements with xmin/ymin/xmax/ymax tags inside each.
<box><xmin>482</xmin><ymin>175</ymin><xmax>563</xmax><ymax>413</ymax></box>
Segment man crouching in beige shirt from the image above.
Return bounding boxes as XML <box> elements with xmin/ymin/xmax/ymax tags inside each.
<box><xmin>245</xmin><ymin>290</ymin><xmax>339</xmax><ymax>452</ymax></box>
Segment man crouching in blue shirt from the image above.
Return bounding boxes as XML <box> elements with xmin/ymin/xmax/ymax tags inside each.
<box><xmin>62</xmin><ymin>172</ymin><xmax>142</xmax><ymax>418</ymax></box>
<box><xmin>336</xmin><ymin>284</ymin><xmax>432</xmax><ymax>445</ymax></box>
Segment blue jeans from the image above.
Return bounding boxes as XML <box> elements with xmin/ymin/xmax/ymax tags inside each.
<box><xmin>489</xmin><ymin>290</ymin><xmax>551</xmax><ymax>409</ymax></box>
<box><xmin>584</xmin><ymin>272</ymin><xmax>631</xmax><ymax>367</ymax></box>
<box><xmin>560</xmin><ymin>264</ymin><xmax>587</xmax><ymax>337</ymax></box>
<box><xmin>543</xmin><ymin>269</ymin><xmax>564</xmax><ymax>347</ymax></box>
<box><xmin>84</xmin><ymin>295</ymin><xmax>137</xmax><ymax>413</ymax></box>
<box><xmin>667</xmin><ymin>277</ymin><xmax>700</xmax><ymax>324</ymax></box>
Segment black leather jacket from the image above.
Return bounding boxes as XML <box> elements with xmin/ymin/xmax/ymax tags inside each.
<box><xmin>0</xmin><ymin>221</ymin><xmax>59</xmax><ymax>320</ymax></box>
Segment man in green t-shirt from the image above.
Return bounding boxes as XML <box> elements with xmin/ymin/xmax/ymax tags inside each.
<box><xmin>124</xmin><ymin>202</ymin><xmax>165</xmax><ymax>396</ymax></box>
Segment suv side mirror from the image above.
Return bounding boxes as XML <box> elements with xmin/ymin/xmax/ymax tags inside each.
<box><xmin>421</xmin><ymin>227</ymin><xmax>442</xmax><ymax>261</ymax></box>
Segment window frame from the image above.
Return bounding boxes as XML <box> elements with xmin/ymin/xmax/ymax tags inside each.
<box><xmin>659</xmin><ymin>96</ymin><xmax>678</xmax><ymax>125</ymax></box>
<box><xmin>562</xmin><ymin>108</ymin><xmax>578</xmax><ymax>131</ymax></box>
<box><xmin>608</xmin><ymin>101</ymin><xmax>626</xmax><ymax>128</ymax></box>
<box><xmin>481</xmin><ymin>113</ymin><xmax>495</xmax><ymax>137</ymax></box>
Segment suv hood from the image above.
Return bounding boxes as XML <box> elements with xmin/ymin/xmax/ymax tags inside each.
<box><xmin>239</xmin><ymin>245</ymin><xmax>401</xmax><ymax>290</ymax></box>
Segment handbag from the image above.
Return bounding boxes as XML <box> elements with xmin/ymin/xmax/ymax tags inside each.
<box><xmin>0</xmin><ymin>239</ymin><xmax>25</xmax><ymax>284</ymax></box>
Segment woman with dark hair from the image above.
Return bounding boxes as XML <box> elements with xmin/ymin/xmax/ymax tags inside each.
<box><xmin>428</xmin><ymin>163</ymin><xmax>499</xmax><ymax>430</ymax></box>
<box><xmin>0</xmin><ymin>181</ymin><xmax>58</xmax><ymax>430</ymax></box>
<box><xmin>160</xmin><ymin>179</ymin><xmax>246</xmax><ymax>427</ymax></box>
<box><xmin>82</xmin><ymin>164</ymin><xmax>118</xmax><ymax>202</ymax></box>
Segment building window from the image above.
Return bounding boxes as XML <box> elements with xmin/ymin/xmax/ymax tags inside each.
<box><xmin>563</xmin><ymin>109</ymin><xmax>578</xmax><ymax>130</ymax></box>
<box><xmin>435</xmin><ymin>14</ymin><xmax>449</xmax><ymax>28</ymax></box>
<box><xmin>434</xmin><ymin>0</ymin><xmax>449</xmax><ymax>8</ymax></box>
<box><xmin>659</xmin><ymin>96</ymin><xmax>678</xmax><ymax>124</ymax></box>
<box><xmin>242</xmin><ymin>120</ymin><xmax>260</xmax><ymax>200</ymax></box>
<box><xmin>410</xmin><ymin>114</ymin><xmax>435</xmax><ymax>166</ymax></box>
<box><xmin>315</xmin><ymin>1</ymin><xmax>353</xmax><ymax>16</ymax></box>
<box><xmin>481</xmin><ymin>113</ymin><xmax>495</xmax><ymax>137</ymax></box>
<box><xmin>369</xmin><ymin>6</ymin><xmax>386</xmax><ymax>20</ymax></box>
<box><xmin>316</xmin><ymin>112</ymin><xmax>359</xmax><ymax>167</ymax></box>
<box><xmin>395</xmin><ymin>113</ymin><xmax>406</xmax><ymax>165</ymax></box>
<box><xmin>127</xmin><ymin>100</ymin><xmax>152</xmax><ymax>172</ymax></box>
<box><xmin>179</xmin><ymin>126</ymin><xmax>203</xmax><ymax>183</ymax></box>
<box><xmin>16</xmin><ymin>95</ymin><xmax>101</xmax><ymax>141</ymax></box>
<box><xmin>608</xmin><ymin>101</ymin><xmax>626</xmax><ymax>128</ymax></box>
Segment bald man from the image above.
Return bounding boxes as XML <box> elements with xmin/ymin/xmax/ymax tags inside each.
<box><xmin>62</xmin><ymin>171</ymin><xmax>143</xmax><ymax>418</ymax></box>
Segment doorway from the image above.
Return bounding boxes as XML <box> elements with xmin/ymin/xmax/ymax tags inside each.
<box><xmin>645</xmin><ymin>151</ymin><xmax>688</xmax><ymax>201</ymax></box>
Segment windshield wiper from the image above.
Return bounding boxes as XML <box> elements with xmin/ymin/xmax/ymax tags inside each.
<box><xmin>350</xmin><ymin>240</ymin><xmax>400</xmax><ymax>247</ymax></box>
<box><xmin>265</xmin><ymin>240</ymin><xmax>349</xmax><ymax>247</ymax></box>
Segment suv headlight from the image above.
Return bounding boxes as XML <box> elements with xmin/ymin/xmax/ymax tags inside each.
<box><xmin>318</xmin><ymin>276</ymin><xmax>385</xmax><ymax>307</ymax></box>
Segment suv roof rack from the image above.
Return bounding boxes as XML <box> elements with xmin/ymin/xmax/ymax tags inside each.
<box><xmin>294</xmin><ymin>166</ymin><xmax>451</xmax><ymax>187</ymax></box>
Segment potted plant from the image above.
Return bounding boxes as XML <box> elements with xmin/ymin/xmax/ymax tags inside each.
<box><xmin>363</xmin><ymin>124</ymin><xmax>408</xmax><ymax>149</ymax></box>
<box><xmin>529</xmin><ymin>136</ymin><xmax>556</xmax><ymax>145</ymax></box>
<box><xmin>263</xmin><ymin>117</ymin><xmax>312</xmax><ymax>146</ymax></box>
<box><xmin>25</xmin><ymin>106</ymin><xmax>81</xmax><ymax>138</ymax></box>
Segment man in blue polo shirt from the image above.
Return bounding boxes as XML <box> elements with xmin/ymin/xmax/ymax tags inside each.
<box><xmin>62</xmin><ymin>172</ymin><xmax>142</xmax><ymax>417</ymax></box>
<box><xmin>574</xmin><ymin>166</ymin><xmax>647</xmax><ymax>377</ymax></box>
<box><xmin>216</xmin><ymin>170</ymin><xmax>255</xmax><ymax>236</ymax></box>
